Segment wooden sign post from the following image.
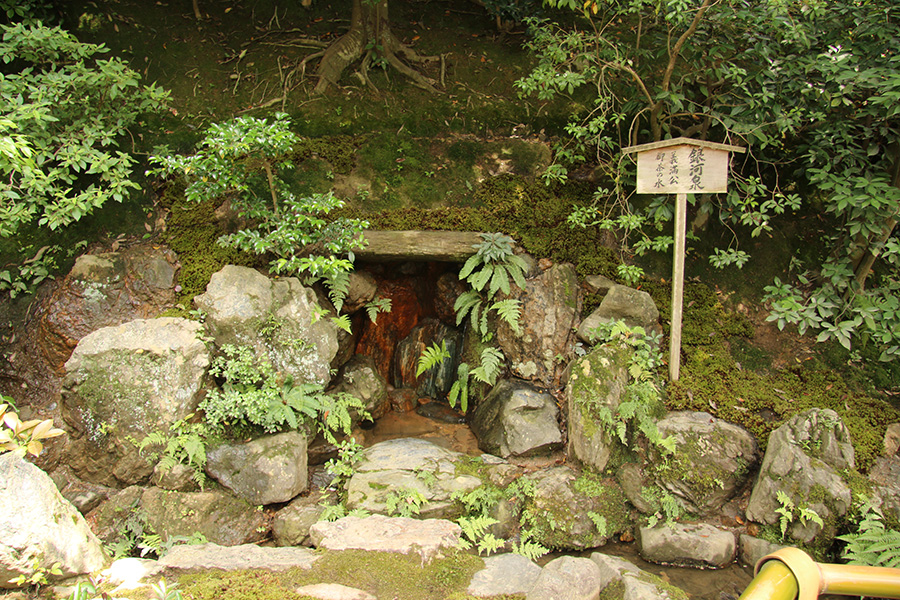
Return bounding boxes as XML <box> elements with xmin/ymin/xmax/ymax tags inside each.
<box><xmin>621</xmin><ymin>138</ymin><xmax>745</xmax><ymax>382</ymax></box>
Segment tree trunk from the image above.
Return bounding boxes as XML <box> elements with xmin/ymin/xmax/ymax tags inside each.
<box><xmin>851</xmin><ymin>152</ymin><xmax>900</xmax><ymax>290</ymax></box>
<box><xmin>313</xmin><ymin>0</ymin><xmax>438</xmax><ymax>95</ymax></box>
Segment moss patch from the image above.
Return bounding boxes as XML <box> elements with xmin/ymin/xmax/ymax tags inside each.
<box><xmin>667</xmin><ymin>345</ymin><xmax>898</xmax><ymax>472</ymax></box>
<box><xmin>284</xmin><ymin>548</ymin><xmax>486</xmax><ymax>600</ymax></box>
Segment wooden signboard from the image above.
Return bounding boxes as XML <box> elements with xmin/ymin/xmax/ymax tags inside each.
<box><xmin>622</xmin><ymin>138</ymin><xmax>745</xmax><ymax>381</ymax></box>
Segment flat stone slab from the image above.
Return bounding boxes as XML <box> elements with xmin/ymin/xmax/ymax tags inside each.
<box><xmin>467</xmin><ymin>553</ymin><xmax>542</xmax><ymax>598</ymax></box>
<box><xmin>355</xmin><ymin>231</ymin><xmax>486</xmax><ymax>262</ymax></box>
<box><xmin>309</xmin><ymin>515</ymin><xmax>461</xmax><ymax>562</ymax></box>
<box><xmin>638</xmin><ymin>523</ymin><xmax>736</xmax><ymax>568</ymax></box>
<box><xmin>295</xmin><ymin>583</ymin><xmax>377</xmax><ymax>600</ymax></box>
<box><xmin>527</xmin><ymin>556</ymin><xmax>602</xmax><ymax>600</ymax></box>
<box><xmin>158</xmin><ymin>543</ymin><xmax>319</xmax><ymax>571</ymax></box>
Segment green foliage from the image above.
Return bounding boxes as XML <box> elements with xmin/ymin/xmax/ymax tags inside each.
<box><xmin>7</xmin><ymin>557</ymin><xmax>61</xmax><ymax>589</ymax></box>
<box><xmin>0</xmin><ymin>23</ymin><xmax>168</xmax><ymax>236</ymax></box>
<box><xmin>148</xmin><ymin>114</ymin><xmax>368</xmax><ymax>307</ymax></box>
<box><xmin>108</xmin><ymin>501</ymin><xmax>207</xmax><ymax>560</ymax></box>
<box><xmin>457</xmin><ymin>515</ymin><xmax>504</xmax><ymax>556</ymax></box>
<box><xmin>839</xmin><ymin>502</ymin><xmax>900</xmax><ymax>568</ymax></box>
<box><xmin>583</xmin><ymin>321</ymin><xmax>675</xmax><ymax>455</ymax></box>
<box><xmin>641</xmin><ymin>486</ymin><xmax>687</xmax><ymax>528</ymax></box>
<box><xmin>0</xmin><ymin>399</ymin><xmax>64</xmax><ymax>457</ymax></box>
<box><xmin>136</xmin><ymin>415</ymin><xmax>210</xmax><ymax>489</ymax></box>
<box><xmin>200</xmin><ymin>344</ymin><xmax>368</xmax><ymax>441</ymax></box>
<box><xmin>775</xmin><ymin>490</ymin><xmax>824</xmax><ymax>540</ymax></box>
<box><xmin>324</xmin><ymin>438</ymin><xmax>364</xmax><ymax>489</ymax></box>
<box><xmin>384</xmin><ymin>488</ymin><xmax>428</xmax><ymax>518</ymax></box>
<box><xmin>364</xmin><ymin>297</ymin><xmax>391</xmax><ymax>325</ymax></box>
<box><xmin>519</xmin><ymin>0</ymin><xmax>900</xmax><ymax>367</ymax></box>
<box><xmin>418</xmin><ymin>233</ymin><xmax>527</xmax><ymax>412</ymax></box>
<box><xmin>459</xmin><ymin>232</ymin><xmax>528</xmax><ymax>300</ymax></box>
<box><xmin>416</xmin><ymin>340</ymin><xmax>451</xmax><ymax>378</ymax></box>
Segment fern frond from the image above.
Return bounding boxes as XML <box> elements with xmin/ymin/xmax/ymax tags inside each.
<box><xmin>490</xmin><ymin>299</ymin><xmax>522</xmax><ymax>334</ymax></box>
<box><xmin>488</xmin><ymin>265</ymin><xmax>509</xmax><ymax>298</ymax></box>
<box><xmin>471</xmin><ymin>346</ymin><xmax>504</xmax><ymax>386</ymax></box>
<box><xmin>454</xmin><ymin>291</ymin><xmax>481</xmax><ymax>325</ymax></box>
<box><xmin>506</xmin><ymin>254</ymin><xmax>529</xmax><ymax>289</ymax></box>
<box><xmin>471</xmin><ymin>263</ymin><xmax>494</xmax><ymax>292</ymax></box>
<box><xmin>325</xmin><ymin>269</ymin><xmax>351</xmax><ymax>313</ymax></box>
<box><xmin>331</xmin><ymin>314</ymin><xmax>352</xmax><ymax>333</ymax></box>
<box><xmin>417</xmin><ymin>341</ymin><xmax>451</xmax><ymax>377</ymax></box>
<box><xmin>459</xmin><ymin>254</ymin><xmax>481</xmax><ymax>280</ymax></box>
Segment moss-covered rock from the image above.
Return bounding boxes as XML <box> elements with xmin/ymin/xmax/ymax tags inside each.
<box><xmin>522</xmin><ymin>465</ymin><xmax>631</xmax><ymax>551</ymax></box>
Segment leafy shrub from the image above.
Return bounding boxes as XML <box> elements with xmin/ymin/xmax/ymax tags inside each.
<box><xmin>200</xmin><ymin>344</ymin><xmax>368</xmax><ymax>442</ymax></box>
<box><xmin>417</xmin><ymin>233</ymin><xmax>525</xmax><ymax>412</ymax></box>
<box><xmin>148</xmin><ymin>114</ymin><xmax>368</xmax><ymax>307</ymax></box>
<box><xmin>0</xmin><ymin>398</ymin><xmax>64</xmax><ymax>457</ymax></box>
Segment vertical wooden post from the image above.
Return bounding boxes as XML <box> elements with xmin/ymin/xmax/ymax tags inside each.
<box><xmin>670</xmin><ymin>193</ymin><xmax>687</xmax><ymax>381</ymax></box>
<box><xmin>621</xmin><ymin>138</ymin><xmax>745</xmax><ymax>383</ymax></box>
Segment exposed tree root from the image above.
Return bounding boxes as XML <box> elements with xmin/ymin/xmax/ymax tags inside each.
<box><xmin>310</xmin><ymin>0</ymin><xmax>441</xmax><ymax>95</ymax></box>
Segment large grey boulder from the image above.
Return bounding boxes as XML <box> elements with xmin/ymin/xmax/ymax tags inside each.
<box><xmin>329</xmin><ymin>355</ymin><xmax>389</xmax><ymax>421</ymax></box>
<box><xmin>590</xmin><ymin>553</ymin><xmax>689</xmax><ymax>600</ymax></box>
<box><xmin>206</xmin><ymin>431</ymin><xmax>308</xmax><ymax>505</ymax></box>
<box><xmin>139</xmin><ymin>487</ymin><xmax>267</xmax><ymax>546</ymax></box>
<box><xmin>526</xmin><ymin>556</ymin><xmax>602</xmax><ymax>600</ymax></box>
<box><xmin>272</xmin><ymin>490</ymin><xmax>331</xmax><ymax>547</ymax></box>
<box><xmin>89</xmin><ymin>485</ymin><xmax>266</xmax><ymax>548</ymax></box>
<box><xmin>496</xmin><ymin>262</ymin><xmax>580</xmax><ymax>385</ymax></box>
<box><xmin>566</xmin><ymin>343</ymin><xmax>664</xmax><ymax>472</ymax></box>
<box><xmin>1</xmin><ymin>453</ymin><xmax>107</xmax><ymax>588</ymax></box>
<box><xmin>468</xmin><ymin>553</ymin><xmax>542</xmax><ymax>598</ymax></box>
<box><xmin>649</xmin><ymin>412</ymin><xmax>759</xmax><ymax>515</ymax></box>
<box><xmin>36</xmin><ymin>244</ymin><xmax>178</xmax><ymax>372</ymax></box>
<box><xmin>309</xmin><ymin>515</ymin><xmax>462</xmax><ymax>562</ymax></box>
<box><xmin>746</xmin><ymin>409</ymin><xmax>855</xmax><ymax>543</ymax></box>
<box><xmin>344</xmin><ymin>438</ymin><xmax>481</xmax><ymax>519</ymax></box>
<box><xmin>470</xmin><ymin>379</ymin><xmax>563</xmax><ymax>458</ymax></box>
<box><xmin>637</xmin><ymin>522</ymin><xmax>736</xmax><ymax>568</ymax></box>
<box><xmin>577</xmin><ymin>285</ymin><xmax>660</xmax><ymax>343</ymax></box>
<box><xmin>61</xmin><ymin>318</ymin><xmax>211</xmax><ymax>487</ymax></box>
<box><xmin>524</xmin><ymin>466</ymin><xmax>630</xmax><ymax>551</ymax></box>
<box><xmin>194</xmin><ymin>265</ymin><xmax>339</xmax><ymax>386</ymax></box>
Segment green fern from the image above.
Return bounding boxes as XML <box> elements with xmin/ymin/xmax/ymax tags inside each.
<box><xmin>416</xmin><ymin>341</ymin><xmax>451</xmax><ymax>378</ymax></box>
<box><xmin>775</xmin><ymin>490</ymin><xmax>796</xmax><ymax>539</ymax></box>
<box><xmin>448</xmin><ymin>362</ymin><xmax>470</xmax><ymax>412</ymax></box>
<box><xmin>470</xmin><ymin>347</ymin><xmax>504</xmax><ymax>385</ymax></box>
<box><xmin>490</xmin><ymin>298</ymin><xmax>522</xmax><ymax>334</ymax></box>
<box><xmin>325</xmin><ymin>269</ymin><xmax>351</xmax><ymax>313</ymax></box>
<box><xmin>364</xmin><ymin>297</ymin><xmax>391</xmax><ymax>324</ymax></box>
<box><xmin>454</xmin><ymin>290</ymin><xmax>483</xmax><ymax>332</ymax></box>
<box><xmin>840</xmin><ymin>505</ymin><xmax>900</xmax><ymax>568</ymax></box>
<box><xmin>331</xmin><ymin>314</ymin><xmax>352</xmax><ymax>333</ymax></box>
<box><xmin>457</xmin><ymin>515</ymin><xmax>502</xmax><ymax>556</ymax></box>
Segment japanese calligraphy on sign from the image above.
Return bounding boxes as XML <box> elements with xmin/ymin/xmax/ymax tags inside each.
<box><xmin>636</xmin><ymin>143</ymin><xmax>730</xmax><ymax>194</ymax></box>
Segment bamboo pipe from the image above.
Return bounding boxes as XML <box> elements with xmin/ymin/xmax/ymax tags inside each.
<box><xmin>740</xmin><ymin>547</ymin><xmax>900</xmax><ymax>600</ymax></box>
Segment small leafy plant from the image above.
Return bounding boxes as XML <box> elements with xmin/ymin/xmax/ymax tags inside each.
<box><xmin>201</xmin><ymin>344</ymin><xmax>368</xmax><ymax>442</ymax></box>
<box><xmin>148</xmin><ymin>114</ymin><xmax>368</xmax><ymax>307</ymax></box>
<box><xmin>582</xmin><ymin>321</ymin><xmax>675</xmax><ymax>455</ymax></box>
<box><xmin>0</xmin><ymin>399</ymin><xmax>64</xmax><ymax>457</ymax></box>
<box><xmin>136</xmin><ymin>415</ymin><xmax>210</xmax><ymax>489</ymax></box>
<box><xmin>7</xmin><ymin>557</ymin><xmax>61</xmax><ymax>589</ymax></box>
<box><xmin>775</xmin><ymin>490</ymin><xmax>824</xmax><ymax>540</ymax></box>
<box><xmin>417</xmin><ymin>233</ymin><xmax>526</xmax><ymax>412</ymax></box>
<box><xmin>839</xmin><ymin>501</ymin><xmax>900</xmax><ymax>568</ymax></box>
<box><xmin>385</xmin><ymin>487</ymin><xmax>428</xmax><ymax>518</ymax></box>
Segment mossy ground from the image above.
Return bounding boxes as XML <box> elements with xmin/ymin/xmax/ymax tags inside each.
<box><xmin>174</xmin><ymin>549</ymin><xmax>509</xmax><ymax>600</ymax></box>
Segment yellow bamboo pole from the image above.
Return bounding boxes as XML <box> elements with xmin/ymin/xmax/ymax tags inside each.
<box><xmin>740</xmin><ymin>547</ymin><xmax>900</xmax><ymax>600</ymax></box>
